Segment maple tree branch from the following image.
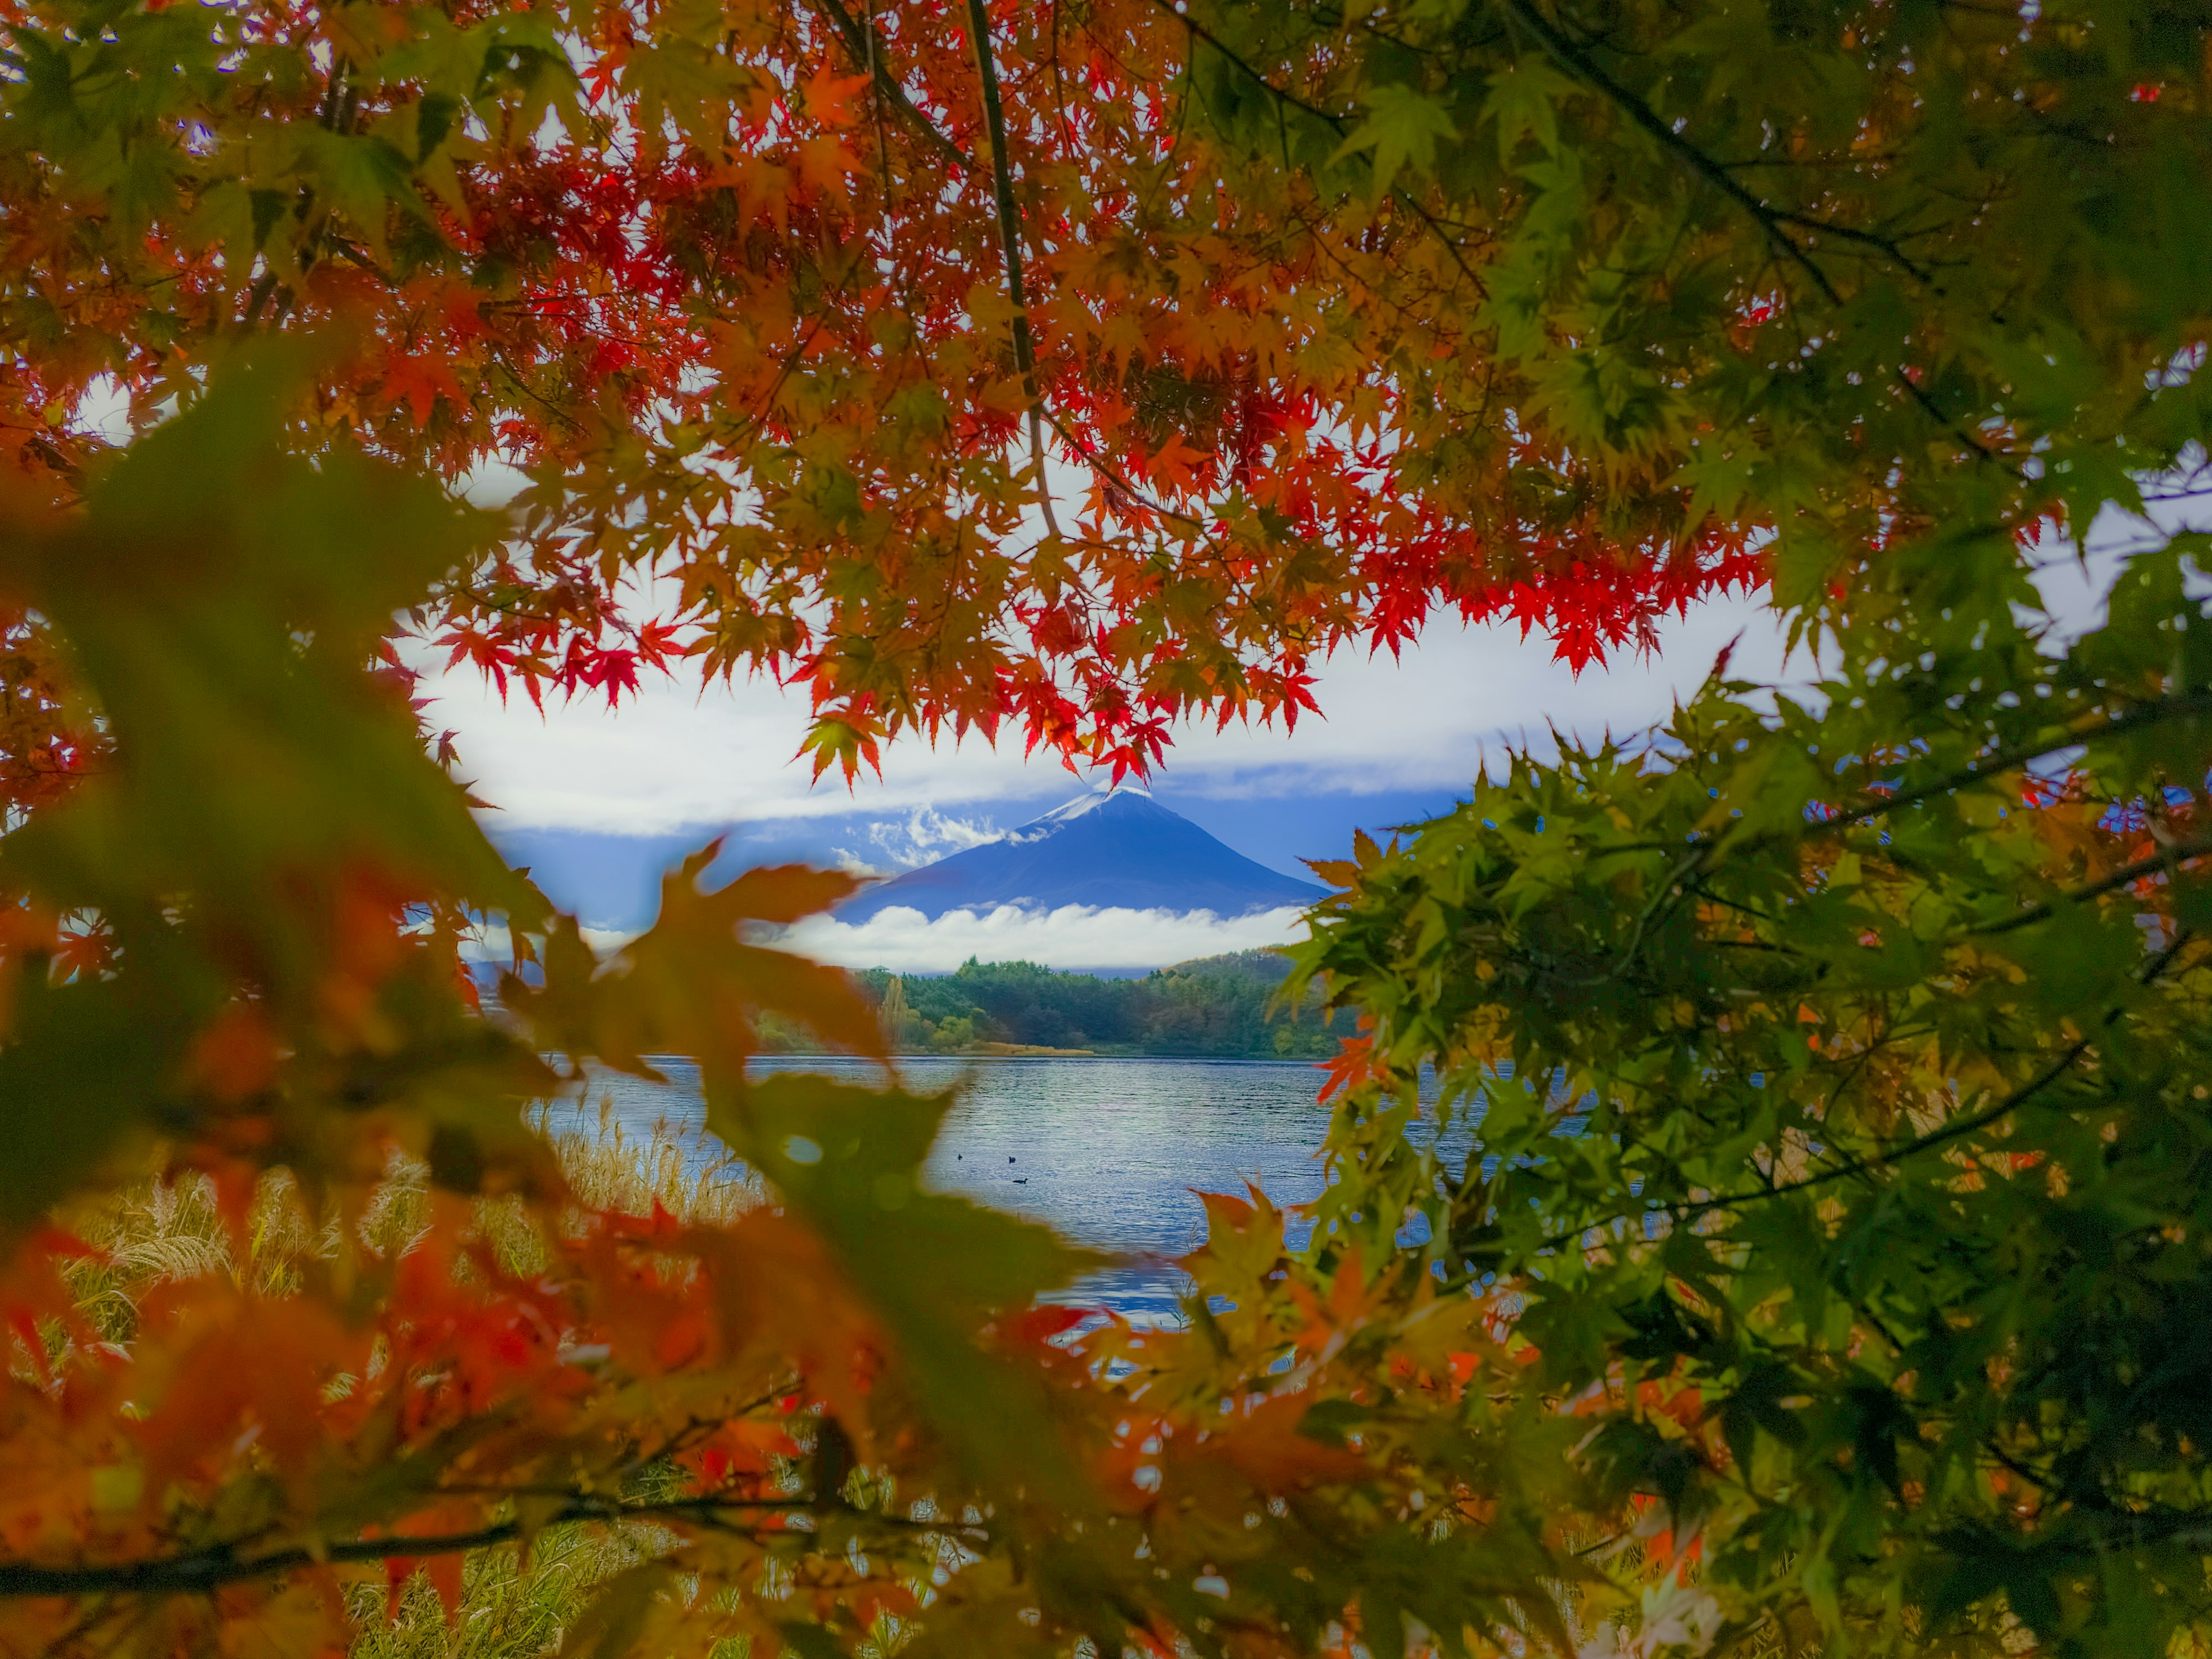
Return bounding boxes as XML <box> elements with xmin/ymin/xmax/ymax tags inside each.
<box><xmin>1146</xmin><ymin>0</ymin><xmax>1490</xmax><ymax>300</ymax></box>
<box><xmin>800</xmin><ymin>0</ymin><xmax>971</xmax><ymax>170</ymax></box>
<box><xmin>1812</xmin><ymin>688</ymin><xmax>2212</xmax><ymax>836</ymax></box>
<box><xmin>1637</xmin><ymin>927</ymin><xmax>2192</xmax><ymax>1245</ymax></box>
<box><xmin>1039</xmin><ymin>407</ymin><xmax>1203</xmax><ymax>531</ymax></box>
<box><xmin>0</xmin><ymin>1496</ymin><xmax>990</xmax><ymax>1600</ymax></box>
<box><xmin>963</xmin><ymin>0</ymin><xmax>1066</xmax><ymax>543</ymax></box>
<box><xmin>1532</xmin><ymin>926</ymin><xmax>2196</xmax><ymax>1255</ymax></box>
<box><xmin>1601</xmin><ymin>710</ymin><xmax>2209</xmax><ymax>1007</ymax></box>
<box><xmin>1887</xmin><ymin>368</ymin><xmax>2007</xmax><ymax>465</ymax></box>
<box><xmin>1498</xmin><ymin>0</ymin><xmax>2009</xmax><ymax>465</ymax></box>
<box><xmin>963</xmin><ymin>0</ymin><xmax>1039</xmax><ymax>387</ymax></box>
<box><xmin>1497</xmin><ymin>0</ymin><xmax>1906</xmax><ymax>296</ymax></box>
<box><xmin>1969</xmin><ymin>833</ymin><xmax>2212</xmax><ymax>935</ymax></box>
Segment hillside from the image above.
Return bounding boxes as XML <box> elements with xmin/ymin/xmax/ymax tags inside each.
<box><xmin>827</xmin><ymin>950</ymin><xmax>1357</xmax><ymax>1059</ymax></box>
<box><xmin>835</xmin><ymin>787</ymin><xmax>1326</xmax><ymax>922</ymax></box>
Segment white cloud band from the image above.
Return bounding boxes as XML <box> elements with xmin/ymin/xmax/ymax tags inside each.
<box><xmin>779</xmin><ymin>903</ymin><xmax>1313</xmax><ymax>975</ymax></box>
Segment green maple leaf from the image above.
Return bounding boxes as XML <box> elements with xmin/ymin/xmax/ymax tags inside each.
<box><xmin>1480</xmin><ymin>59</ymin><xmax>1576</xmax><ymax>165</ymax></box>
<box><xmin>1333</xmin><ymin>82</ymin><xmax>1460</xmax><ymax>198</ymax></box>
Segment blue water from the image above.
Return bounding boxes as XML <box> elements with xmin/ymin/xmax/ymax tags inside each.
<box><xmin>549</xmin><ymin>1056</ymin><xmax>1472</xmax><ymax>1320</ymax></box>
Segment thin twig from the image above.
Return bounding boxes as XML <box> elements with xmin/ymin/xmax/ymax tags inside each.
<box><xmin>0</xmin><ymin>1495</ymin><xmax>988</xmax><ymax>1600</ymax></box>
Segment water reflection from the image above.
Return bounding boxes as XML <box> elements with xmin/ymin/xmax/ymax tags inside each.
<box><xmin>545</xmin><ymin>1056</ymin><xmax>1470</xmax><ymax>1321</ymax></box>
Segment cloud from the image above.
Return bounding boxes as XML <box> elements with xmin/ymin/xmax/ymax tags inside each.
<box><xmin>863</xmin><ymin>806</ymin><xmax>1012</xmax><ymax>871</ymax></box>
<box><xmin>778</xmin><ymin>903</ymin><xmax>1312</xmax><ymax>975</ymax></box>
<box><xmin>455</xmin><ymin>896</ymin><xmax>1309</xmax><ymax>976</ymax></box>
<box><xmin>454</xmin><ymin>920</ymin><xmax>638</xmax><ymax>963</ymax></box>
<box><xmin>420</xmin><ymin>588</ymin><xmax>1805</xmax><ymax>836</ymax></box>
<box><xmin>403</xmin><ymin>452</ymin><xmax>2212</xmax><ymax>845</ymax></box>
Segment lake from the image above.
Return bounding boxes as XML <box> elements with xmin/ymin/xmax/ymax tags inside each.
<box><xmin>551</xmin><ymin>1055</ymin><xmax>1471</xmax><ymax>1320</ymax></box>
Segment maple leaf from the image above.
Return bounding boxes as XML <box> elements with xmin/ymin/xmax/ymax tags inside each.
<box><xmin>2</xmin><ymin>4</ymin><xmax>2209</xmax><ymax>1653</ymax></box>
<box><xmin>798</xmin><ymin>67</ymin><xmax>872</xmax><ymax>130</ymax></box>
<box><xmin>380</xmin><ymin>353</ymin><xmax>467</xmax><ymax>427</ymax></box>
<box><xmin>1144</xmin><ymin>431</ymin><xmax>1209</xmax><ymax>497</ymax></box>
<box><xmin>1335</xmin><ymin>82</ymin><xmax>1461</xmax><ymax>196</ymax></box>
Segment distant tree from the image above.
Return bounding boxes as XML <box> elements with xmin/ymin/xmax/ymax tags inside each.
<box><xmin>877</xmin><ymin>972</ymin><xmax>926</xmax><ymax>1050</ymax></box>
<box><xmin>926</xmin><ymin>1012</ymin><xmax>980</xmax><ymax>1052</ymax></box>
<box><xmin>851</xmin><ymin>955</ymin><xmax>1357</xmax><ymax>1056</ymax></box>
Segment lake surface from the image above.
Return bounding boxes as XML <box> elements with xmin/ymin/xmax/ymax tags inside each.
<box><xmin>551</xmin><ymin>1056</ymin><xmax>1471</xmax><ymax>1320</ymax></box>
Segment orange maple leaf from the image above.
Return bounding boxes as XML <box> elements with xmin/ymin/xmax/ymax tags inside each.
<box><xmin>1145</xmin><ymin>431</ymin><xmax>1209</xmax><ymax>497</ymax></box>
<box><xmin>1317</xmin><ymin>1034</ymin><xmax>1374</xmax><ymax>1102</ymax></box>
<box><xmin>379</xmin><ymin>354</ymin><xmax>465</xmax><ymax>427</ymax></box>
<box><xmin>799</xmin><ymin>67</ymin><xmax>872</xmax><ymax>128</ymax></box>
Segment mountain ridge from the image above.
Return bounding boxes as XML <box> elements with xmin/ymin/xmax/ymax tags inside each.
<box><xmin>834</xmin><ymin>787</ymin><xmax>1327</xmax><ymax>922</ymax></box>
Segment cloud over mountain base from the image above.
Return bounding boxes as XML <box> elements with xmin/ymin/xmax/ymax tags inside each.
<box><xmin>780</xmin><ymin>903</ymin><xmax>1312</xmax><ymax>975</ymax></box>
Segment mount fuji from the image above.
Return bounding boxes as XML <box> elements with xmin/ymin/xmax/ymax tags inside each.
<box><xmin>835</xmin><ymin>787</ymin><xmax>1328</xmax><ymax>922</ymax></box>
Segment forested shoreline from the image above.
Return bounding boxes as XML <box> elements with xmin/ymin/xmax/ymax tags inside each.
<box><xmin>766</xmin><ymin>950</ymin><xmax>1359</xmax><ymax>1058</ymax></box>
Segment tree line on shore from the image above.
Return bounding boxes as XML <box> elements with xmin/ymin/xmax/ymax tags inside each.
<box><xmin>834</xmin><ymin>951</ymin><xmax>1362</xmax><ymax>1057</ymax></box>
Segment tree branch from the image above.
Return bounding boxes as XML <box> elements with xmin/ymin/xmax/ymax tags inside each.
<box><xmin>1814</xmin><ymin>689</ymin><xmax>2212</xmax><ymax>836</ymax></box>
<box><xmin>1496</xmin><ymin>0</ymin><xmax>2008</xmax><ymax>465</ymax></box>
<box><xmin>801</xmin><ymin>0</ymin><xmax>971</xmax><ymax>171</ymax></box>
<box><xmin>1498</xmin><ymin>0</ymin><xmax>1934</xmax><ymax>287</ymax></box>
<box><xmin>1146</xmin><ymin>0</ymin><xmax>1491</xmax><ymax>300</ymax></box>
<box><xmin>1969</xmin><ymin>833</ymin><xmax>2212</xmax><ymax>935</ymax></box>
<box><xmin>1538</xmin><ymin>927</ymin><xmax>2196</xmax><ymax>1252</ymax></box>
<box><xmin>0</xmin><ymin>1496</ymin><xmax>988</xmax><ymax>1600</ymax></box>
<box><xmin>963</xmin><ymin>0</ymin><xmax>1065</xmax><ymax>542</ymax></box>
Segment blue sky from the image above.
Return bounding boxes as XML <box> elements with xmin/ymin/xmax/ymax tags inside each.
<box><xmin>423</xmin><ymin>588</ymin><xmax>1808</xmax><ymax>968</ymax></box>
<box><xmin>409</xmin><ymin>399</ymin><xmax>2187</xmax><ymax>972</ymax></box>
<box><xmin>420</xmin><ymin>514</ymin><xmax>2160</xmax><ymax>972</ymax></box>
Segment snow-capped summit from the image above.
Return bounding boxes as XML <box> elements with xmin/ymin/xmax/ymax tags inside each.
<box><xmin>835</xmin><ymin>786</ymin><xmax>1324</xmax><ymax>922</ymax></box>
<box><xmin>1005</xmin><ymin>780</ymin><xmax>1149</xmax><ymax>838</ymax></box>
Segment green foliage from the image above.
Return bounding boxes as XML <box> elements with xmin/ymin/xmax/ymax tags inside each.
<box><xmin>847</xmin><ymin>952</ymin><xmax>1359</xmax><ymax>1057</ymax></box>
<box><xmin>1294</xmin><ymin>523</ymin><xmax>2212</xmax><ymax>1651</ymax></box>
<box><xmin>4</xmin><ymin>0</ymin><xmax>2211</xmax><ymax>1648</ymax></box>
<box><xmin>1177</xmin><ymin>0</ymin><xmax>2212</xmax><ymax>639</ymax></box>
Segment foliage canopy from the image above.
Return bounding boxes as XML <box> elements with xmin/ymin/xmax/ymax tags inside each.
<box><xmin>0</xmin><ymin>0</ymin><xmax>2207</xmax><ymax>1656</ymax></box>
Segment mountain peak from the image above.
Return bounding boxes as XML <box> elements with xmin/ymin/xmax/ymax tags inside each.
<box><xmin>1013</xmin><ymin>782</ymin><xmax>1150</xmax><ymax>835</ymax></box>
<box><xmin>837</xmin><ymin>789</ymin><xmax>1323</xmax><ymax>923</ymax></box>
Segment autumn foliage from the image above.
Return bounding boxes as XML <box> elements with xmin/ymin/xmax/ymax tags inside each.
<box><xmin>1</xmin><ymin>0</ymin><xmax>2210</xmax><ymax>1655</ymax></box>
<box><xmin>0</xmin><ymin>373</ymin><xmax>1581</xmax><ymax>1658</ymax></box>
<box><xmin>0</xmin><ymin>0</ymin><xmax>1777</xmax><ymax>785</ymax></box>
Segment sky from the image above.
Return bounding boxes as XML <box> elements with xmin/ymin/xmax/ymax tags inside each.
<box><xmin>418</xmin><ymin>482</ymin><xmax>2184</xmax><ymax>974</ymax></box>
<box><xmin>423</xmin><ymin>583</ymin><xmax>1808</xmax><ymax>971</ymax></box>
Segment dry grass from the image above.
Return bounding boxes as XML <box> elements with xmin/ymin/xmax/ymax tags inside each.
<box><xmin>530</xmin><ymin>1094</ymin><xmax>757</xmax><ymax>1224</ymax></box>
<box><xmin>346</xmin><ymin>1528</ymin><xmax>679</xmax><ymax>1659</ymax></box>
<box><xmin>52</xmin><ymin>1104</ymin><xmax>760</xmax><ymax>1658</ymax></box>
